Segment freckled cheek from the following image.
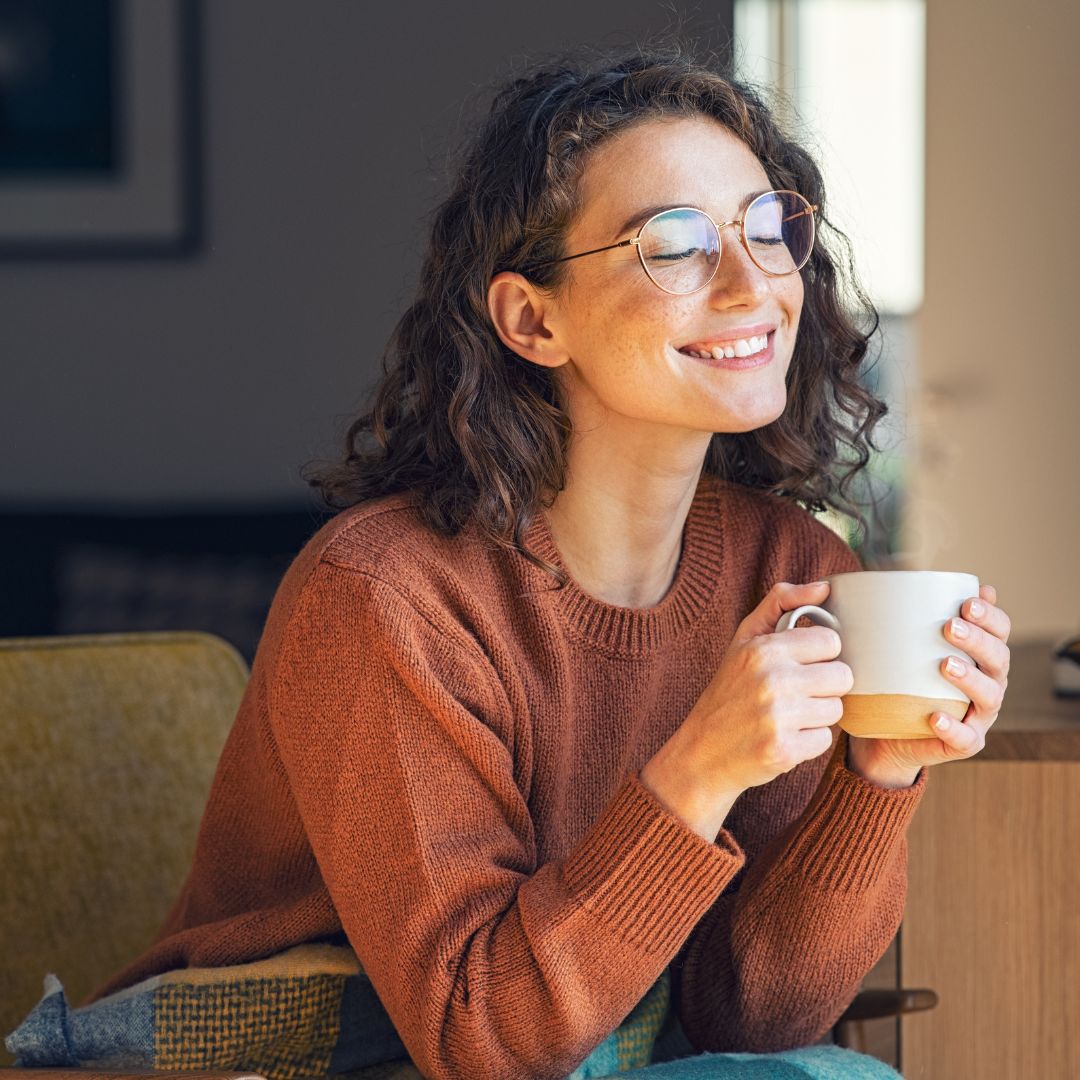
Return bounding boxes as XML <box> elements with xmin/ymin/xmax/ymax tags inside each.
<box><xmin>600</xmin><ymin>333</ymin><xmax>643</xmax><ymax>372</ymax></box>
<box><xmin>590</xmin><ymin>287</ymin><xmax>683</xmax><ymax>364</ymax></box>
<box><xmin>594</xmin><ymin>305</ymin><xmax>662</xmax><ymax>356</ymax></box>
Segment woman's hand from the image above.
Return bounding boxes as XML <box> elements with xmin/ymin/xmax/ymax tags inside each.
<box><xmin>641</xmin><ymin>581</ymin><xmax>852</xmax><ymax>842</ymax></box>
<box><xmin>846</xmin><ymin>584</ymin><xmax>1012</xmax><ymax>788</ymax></box>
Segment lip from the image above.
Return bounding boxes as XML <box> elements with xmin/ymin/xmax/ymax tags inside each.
<box><xmin>677</xmin><ymin>322</ymin><xmax>778</xmax><ymax>352</ymax></box>
<box><xmin>679</xmin><ymin>330</ymin><xmax>776</xmax><ymax>371</ymax></box>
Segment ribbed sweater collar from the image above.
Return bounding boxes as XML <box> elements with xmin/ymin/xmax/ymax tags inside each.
<box><xmin>521</xmin><ymin>474</ymin><xmax>728</xmax><ymax>656</ymax></box>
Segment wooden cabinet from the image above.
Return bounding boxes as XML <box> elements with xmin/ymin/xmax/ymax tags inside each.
<box><xmin>896</xmin><ymin>639</ymin><xmax>1080</xmax><ymax>1077</ymax></box>
<box><xmin>902</xmin><ymin>759</ymin><xmax>1080</xmax><ymax>1077</ymax></box>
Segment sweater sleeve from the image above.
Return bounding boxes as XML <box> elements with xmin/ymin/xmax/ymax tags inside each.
<box><xmin>268</xmin><ymin>558</ymin><xmax>746</xmax><ymax>1080</ymax></box>
<box><xmin>673</xmin><ymin>519</ymin><xmax>927</xmax><ymax>1052</ymax></box>
<box><xmin>673</xmin><ymin>731</ymin><xmax>926</xmax><ymax>1052</ymax></box>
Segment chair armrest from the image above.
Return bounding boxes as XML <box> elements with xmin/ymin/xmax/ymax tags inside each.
<box><xmin>0</xmin><ymin>1071</ymin><xmax>268</xmax><ymax>1079</ymax></box>
<box><xmin>838</xmin><ymin>987</ymin><xmax>938</xmax><ymax>1023</ymax></box>
<box><xmin>833</xmin><ymin>987</ymin><xmax>939</xmax><ymax>1055</ymax></box>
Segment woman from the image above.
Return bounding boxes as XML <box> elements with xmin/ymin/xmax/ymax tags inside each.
<box><xmin>81</xmin><ymin>38</ymin><xmax>1011</xmax><ymax>1080</ymax></box>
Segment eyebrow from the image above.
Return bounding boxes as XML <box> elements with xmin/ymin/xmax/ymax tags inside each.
<box><xmin>610</xmin><ymin>190</ymin><xmax>770</xmax><ymax>240</ymax></box>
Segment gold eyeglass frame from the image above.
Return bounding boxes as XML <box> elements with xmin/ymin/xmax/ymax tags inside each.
<box><xmin>534</xmin><ymin>189</ymin><xmax>819</xmax><ymax>295</ymax></box>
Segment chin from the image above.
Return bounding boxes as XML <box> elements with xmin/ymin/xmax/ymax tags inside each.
<box><xmin>737</xmin><ymin>394</ymin><xmax>789</xmax><ymax>434</ymax></box>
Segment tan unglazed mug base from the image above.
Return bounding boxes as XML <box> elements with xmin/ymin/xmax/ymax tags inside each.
<box><xmin>839</xmin><ymin>693</ymin><xmax>970</xmax><ymax>740</ymax></box>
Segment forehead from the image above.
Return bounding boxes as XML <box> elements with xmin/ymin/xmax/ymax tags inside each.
<box><xmin>576</xmin><ymin>115</ymin><xmax>771</xmax><ymax>230</ymax></box>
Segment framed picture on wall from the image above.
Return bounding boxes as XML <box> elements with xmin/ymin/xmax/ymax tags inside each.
<box><xmin>0</xmin><ymin>0</ymin><xmax>200</xmax><ymax>257</ymax></box>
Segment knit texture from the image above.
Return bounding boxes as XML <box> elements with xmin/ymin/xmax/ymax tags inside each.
<box><xmin>83</xmin><ymin>474</ymin><xmax>926</xmax><ymax>1080</ymax></box>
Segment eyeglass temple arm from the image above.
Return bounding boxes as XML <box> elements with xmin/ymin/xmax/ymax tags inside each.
<box><xmin>782</xmin><ymin>203</ymin><xmax>818</xmax><ymax>223</ymax></box>
<box><xmin>547</xmin><ymin>238</ymin><xmax>636</xmax><ymax>265</ymax></box>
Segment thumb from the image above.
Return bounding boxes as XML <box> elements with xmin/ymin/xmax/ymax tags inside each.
<box><xmin>736</xmin><ymin>580</ymin><xmax>831</xmax><ymax>644</ymax></box>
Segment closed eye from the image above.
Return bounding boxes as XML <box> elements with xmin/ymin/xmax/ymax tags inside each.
<box><xmin>650</xmin><ymin>247</ymin><xmax>705</xmax><ymax>261</ymax></box>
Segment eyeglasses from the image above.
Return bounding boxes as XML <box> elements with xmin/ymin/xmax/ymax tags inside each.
<box><xmin>533</xmin><ymin>189</ymin><xmax>818</xmax><ymax>295</ymax></box>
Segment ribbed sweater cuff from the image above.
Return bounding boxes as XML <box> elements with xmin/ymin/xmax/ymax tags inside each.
<box><xmin>562</xmin><ymin>772</ymin><xmax>745</xmax><ymax>955</ymax></box>
<box><xmin>779</xmin><ymin>738</ymin><xmax>927</xmax><ymax>894</ymax></box>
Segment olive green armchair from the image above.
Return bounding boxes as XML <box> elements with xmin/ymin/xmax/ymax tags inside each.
<box><xmin>0</xmin><ymin>631</ymin><xmax>272</xmax><ymax>1080</ymax></box>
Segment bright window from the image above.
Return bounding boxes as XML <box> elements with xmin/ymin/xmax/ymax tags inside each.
<box><xmin>734</xmin><ymin>0</ymin><xmax>925</xmax><ymax>315</ymax></box>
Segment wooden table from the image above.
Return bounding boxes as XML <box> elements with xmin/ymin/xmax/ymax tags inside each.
<box><xmin>897</xmin><ymin>638</ymin><xmax>1080</xmax><ymax>1078</ymax></box>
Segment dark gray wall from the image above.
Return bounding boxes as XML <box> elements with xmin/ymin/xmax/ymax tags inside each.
<box><xmin>1</xmin><ymin>0</ymin><xmax>733</xmax><ymax>510</ymax></box>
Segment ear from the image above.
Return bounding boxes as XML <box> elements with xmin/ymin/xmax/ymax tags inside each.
<box><xmin>487</xmin><ymin>271</ymin><xmax>570</xmax><ymax>369</ymax></box>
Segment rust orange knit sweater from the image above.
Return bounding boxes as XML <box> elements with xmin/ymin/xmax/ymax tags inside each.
<box><xmin>88</xmin><ymin>474</ymin><xmax>926</xmax><ymax>1079</ymax></box>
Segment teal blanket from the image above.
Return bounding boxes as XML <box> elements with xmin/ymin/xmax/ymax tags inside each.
<box><xmin>576</xmin><ymin>1045</ymin><xmax>902</xmax><ymax>1078</ymax></box>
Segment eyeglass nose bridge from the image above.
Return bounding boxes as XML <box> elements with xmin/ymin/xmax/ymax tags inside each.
<box><xmin>695</xmin><ymin>214</ymin><xmax>750</xmax><ymax>288</ymax></box>
<box><xmin>712</xmin><ymin>216</ymin><xmax>744</xmax><ymax>235</ymax></box>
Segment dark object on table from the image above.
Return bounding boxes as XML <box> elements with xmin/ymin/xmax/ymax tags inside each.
<box><xmin>1052</xmin><ymin>633</ymin><xmax>1080</xmax><ymax>697</ymax></box>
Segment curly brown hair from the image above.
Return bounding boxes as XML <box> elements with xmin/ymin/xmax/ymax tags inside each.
<box><xmin>301</xmin><ymin>35</ymin><xmax>891</xmax><ymax>587</ymax></box>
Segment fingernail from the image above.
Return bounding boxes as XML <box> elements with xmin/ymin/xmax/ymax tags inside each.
<box><xmin>969</xmin><ymin>599</ymin><xmax>985</xmax><ymax>618</ymax></box>
<box><xmin>946</xmin><ymin>656</ymin><xmax>965</xmax><ymax>676</ymax></box>
<box><xmin>950</xmin><ymin>617</ymin><xmax>969</xmax><ymax>638</ymax></box>
<box><xmin>934</xmin><ymin>714</ymin><xmax>950</xmax><ymax>731</ymax></box>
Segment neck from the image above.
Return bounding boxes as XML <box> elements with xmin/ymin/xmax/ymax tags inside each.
<box><xmin>544</xmin><ymin>459</ymin><xmax>705</xmax><ymax>609</ymax></box>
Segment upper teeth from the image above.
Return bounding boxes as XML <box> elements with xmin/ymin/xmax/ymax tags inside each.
<box><xmin>681</xmin><ymin>334</ymin><xmax>769</xmax><ymax>359</ymax></box>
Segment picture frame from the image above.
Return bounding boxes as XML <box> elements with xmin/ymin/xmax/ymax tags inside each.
<box><xmin>0</xmin><ymin>0</ymin><xmax>200</xmax><ymax>258</ymax></box>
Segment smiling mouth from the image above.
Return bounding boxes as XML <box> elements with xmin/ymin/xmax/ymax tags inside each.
<box><xmin>677</xmin><ymin>331</ymin><xmax>773</xmax><ymax>360</ymax></box>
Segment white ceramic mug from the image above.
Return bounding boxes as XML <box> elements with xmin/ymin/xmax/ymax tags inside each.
<box><xmin>774</xmin><ymin>570</ymin><xmax>981</xmax><ymax>739</ymax></box>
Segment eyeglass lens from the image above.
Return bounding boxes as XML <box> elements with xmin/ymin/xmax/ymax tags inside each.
<box><xmin>638</xmin><ymin>191</ymin><xmax>815</xmax><ymax>294</ymax></box>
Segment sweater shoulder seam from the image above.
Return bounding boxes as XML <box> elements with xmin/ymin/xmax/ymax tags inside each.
<box><xmin>315</xmin><ymin>554</ymin><xmax>497</xmax><ymax>670</ymax></box>
<box><xmin>266</xmin><ymin>555</ymin><xmax>506</xmax><ymax>729</ymax></box>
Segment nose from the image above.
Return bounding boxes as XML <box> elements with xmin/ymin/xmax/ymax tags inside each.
<box><xmin>707</xmin><ymin>221</ymin><xmax>772</xmax><ymax>307</ymax></box>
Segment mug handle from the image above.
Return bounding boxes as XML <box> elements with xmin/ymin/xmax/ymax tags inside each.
<box><xmin>774</xmin><ymin>604</ymin><xmax>842</xmax><ymax>634</ymax></box>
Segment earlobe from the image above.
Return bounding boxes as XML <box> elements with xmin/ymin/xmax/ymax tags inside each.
<box><xmin>487</xmin><ymin>271</ymin><xmax>568</xmax><ymax>369</ymax></box>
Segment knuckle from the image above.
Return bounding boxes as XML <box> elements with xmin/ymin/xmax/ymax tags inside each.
<box><xmin>764</xmin><ymin>732</ymin><xmax>792</xmax><ymax>769</ymax></box>
<box><xmin>747</xmin><ymin>643</ymin><xmax>773</xmax><ymax>678</ymax></box>
<box><xmin>747</xmin><ymin>633</ymin><xmax>771</xmax><ymax>658</ymax></box>
<box><xmin>756</xmin><ymin>676</ymin><xmax>780</xmax><ymax>711</ymax></box>
<box><xmin>748</xmin><ymin>639</ymin><xmax>778</xmax><ymax>675</ymax></box>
